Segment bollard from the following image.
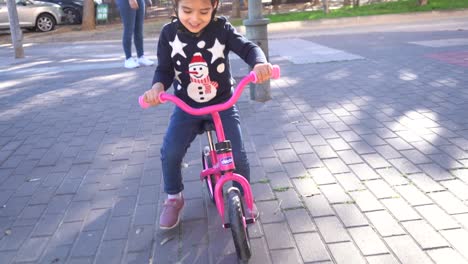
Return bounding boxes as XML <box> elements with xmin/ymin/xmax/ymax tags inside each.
<box><xmin>243</xmin><ymin>0</ymin><xmax>271</xmax><ymax>102</ymax></box>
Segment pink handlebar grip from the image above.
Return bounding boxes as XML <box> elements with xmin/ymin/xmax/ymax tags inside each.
<box><xmin>249</xmin><ymin>65</ymin><xmax>281</xmax><ymax>83</ymax></box>
<box><xmin>138</xmin><ymin>96</ymin><xmax>151</xmax><ymax>109</ymax></box>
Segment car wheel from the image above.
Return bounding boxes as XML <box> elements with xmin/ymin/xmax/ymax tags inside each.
<box><xmin>63</xmin><ymin>8</ymin><xmax>80</xmax><ymax>24</ymax></box>
<box><xmin>36</xmin><ymin>13</ymin><xmax>56</xmax><ymax>32</ymax></box>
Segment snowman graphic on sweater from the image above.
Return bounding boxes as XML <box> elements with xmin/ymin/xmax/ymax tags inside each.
<box><xmin>187</xmin><ymin>52</ymin><xmax>219</xmax><ymax>103</ymax></box>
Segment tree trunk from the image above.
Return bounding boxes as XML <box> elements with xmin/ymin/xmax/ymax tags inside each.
<box><xmin>418</xmin><ymin>0</ymin><xmax>428</xmax><ymax>6</ymax></box>
<box><xmin>313</xmin><ymin>0</ymin><xmax>320</xmax><ymax>6</ymax></box>
<box><xmin>272</xmin><ymin>0</ymin><xmax>280</xmax><ymax>12</ymax></box>
<box><xmin>82</xmin><ymin>0</ymin><xmax>96</xmax><ymax>30</ymax></box>
<box><xmin>232</xmin><ymin>0</ymin><xmax>241</xmax><ymax>18</ymax></box>
<box><xmin>344</xmin><ymin>0</ymin><xmax>351</xmax><ymax>7</ymax></box>
<box><xmin>353</xmin><ymin>0</ymin><xmax>360</xmax><ymax>7</ymax></box>
<box><xmin>322</xmin><ymin>0</ymin><xmax>329</xmax><ymax>14</ymax></box>
<box><xmin>6</xmin><ymin>0</ymin><xmax>24</xmax><ymax>58</ymax></box>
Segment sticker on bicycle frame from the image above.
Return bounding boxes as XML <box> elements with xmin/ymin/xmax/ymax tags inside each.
<box><xmin>220</xmin><ymin>157</ymin><xmax>233</xmax><ymax>165</ymax></box>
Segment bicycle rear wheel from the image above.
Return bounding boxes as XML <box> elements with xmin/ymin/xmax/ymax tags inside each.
<box><xmin>202</xmin><ymin>151</ymin><xmax>216</xmax><ymax>204</ymax></box>
<box><xmin>227</xmin><ymin>188</ymin><xmax>251</xmax><ymax>262</ymax></box>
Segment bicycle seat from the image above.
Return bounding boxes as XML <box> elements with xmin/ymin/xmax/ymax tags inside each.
<box><xmin>202</xmin><ymin>120</ymin><xmax>215</xmax><ymax>132</ymax></box>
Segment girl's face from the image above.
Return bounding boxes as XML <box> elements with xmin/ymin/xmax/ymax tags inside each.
<box><xmin>177</xmin><ymin>0</ymin><xmax>217</xmax><ymax>34</ymax></box>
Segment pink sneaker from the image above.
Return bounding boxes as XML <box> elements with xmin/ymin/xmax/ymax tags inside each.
<box><xmin>159</xmin><ymin>197</ymin><xmax>184</xmax><ymax>229</ymax></box>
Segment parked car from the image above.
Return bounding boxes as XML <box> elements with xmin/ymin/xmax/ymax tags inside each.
<box><xmin>40</xmin><ymin>0</ymin><xmax>82</xmax><ymax>24</ymax></box>
<box><xmin>0</xmin><ymin>0</ymin><xmax>66</xmax><ymax>32</ymax></box>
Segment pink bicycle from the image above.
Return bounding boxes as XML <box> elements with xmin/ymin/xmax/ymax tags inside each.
<box><xmin>139</xmin><ymin>65</ymin><xmax>280</xmax><ymax>262</ymax></box>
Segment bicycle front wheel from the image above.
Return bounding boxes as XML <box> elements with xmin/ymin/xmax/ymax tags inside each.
<box><xmin>227</xmin><ymin>188</ymin><xmax>251</xmax><ymax>262</ymax></box>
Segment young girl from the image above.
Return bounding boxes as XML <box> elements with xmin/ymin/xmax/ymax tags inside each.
<box><xmin>142</xmin><ymin>0</ymin><xmax>273</xmax><ymax>230</ymax></box>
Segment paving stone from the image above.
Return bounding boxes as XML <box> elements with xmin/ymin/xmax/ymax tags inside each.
<box><xmin>267</xmin><ymin>171</ymin><xmax>293</xmax><ymax>189</ymax></box>
<box><xmin>323</xmin><ymin>158</ymin><xmax>350</xmax><ymax>174</ymax></box>
<box><xmin>291</xmin><ymin>177</ymin><xmax>320</xmax><ymax>198</ymax></box>
<box><xmin>329</xmin><ymin>242</ymin><xmax>367</xmax><ymax>264</ymax></box>
<box><xmin>349</xmin><ymin>226</ymin><xmax>388</xmax><ymax>256</ymax></box>
<box><xmin>362</xmin><ymin>153</ymin><xmax>391</xmax><ymax>169</ymax></box>
<box><xmin>334</xmin><ymin>172</ymin><xmax>365</xmax><ymax>192</ymax></box>
<box><xmin>271</xmin><ymin>248</ymin><xmax>303</xmax><ymax>264</ymax></box>
<box><xmin>349</xmin><ymin>163</ymin><xmax>380</xmax><ymax>181</ymax></box>
<box><xmin>0</xmin><ymin>225</ymin><xmax>33</xmax><ymax>251</ymax></box>
<box><xmin>407</xmin><ymin>173</ymin><xmax>445</xmax><ymax>193</ymax></box>
<box><xmin>375</xmin><ymin>145</ymin><xmax>402</xmax><ymax>160</ymax></box>
<box><xmin>428</xmin><ymin>191</ymin><xmax>468</xmax><ymax>214</ymax></box>
<box><xmin>381</xmin><ymin>197</ymin><xmax>421</xmax><ymax>222</ymax></box>
<box><xmin>313</xmin><ymin>145</ymin><xmax>338</xmax><ymax>159</ymax></box>
<box><xmin>402</xmin><ymin>220</ymin><xmax>449</xmax><ymax>250</ymax></box>
<box><xmin>454</xmin><ymin>213</ymin><xmax>468</xmax><ymax>229</ymax></box>
<box><xmin>248</xmin><ymin>237</ymin><xmax>273</xmax><ymax>264</ymax></box>
<box><xmin>349</xmin><ymin>190</ymin><xmax>384</xmax><ymax>212</ymax></box>
<box><xmin>440</xmin><ymin>179</ymin><xmax>468</xmax><ymax>201</ymax></box>
<box><xmin>441</xmin><ymin>228</ymin><xmax>468</xmax><ymax>260</ymax></box>
<box><xmin>251</xmin><ymin>182</ymin><xmax>275</xmax><ymax>201</ymax></box>
<box><xmin>276</xmin><ymin>148</ymin><xmax>300</xmax><ymax>163</ymax></box>
<box><xmin>39</xmin><ymin>245</ymin><xmax>71</xmax><ymax>264</ymax></box>
<box><xmin>298</xmin><ymin>153</ymin><xmax>322</xmax><ymax>169</ymax></box>
<box><xmin>349</xmin><ymin>141</ymin><xmax>376</xmax><ymax>155</ymax></box>
<box><xmin>365</xmin><ymin>179</ymin><xmax>398</xmax><ymax>199</ymax></box>
<box><xmin>319</xmin><ymin>183</ymin><xmax>353</xmax><ymax>204</ymax></box>
<box><xmin>333</xmin><ymin>203</ymin><xmax>368</xmax><ymax>228</ymax></box>
<box><xmin>284</xmin><ymin>208</ymin><xmax>316</xmax><ymax>233</ymax></box>
<box><xmin>337</xmin><ymin>149</ymin><xmax>364</xmax><ymax>165</ymax></box>
<box><xmin>427</xmin><ymin>247</ymin><xmax>468</xmax><ymax>264</ymax></box>
<box><xmin>308</xmin><ymin>167</ymin><xmax>336</xmax><ymax>185</ymax></box>
<box><xmin>419</xmin><ymin>163</ymin><xmax>455</xmax><ymax>181</ymax></box>
<box><xmin>82</xmin><ymin>208</ymin><xmax>111</xmax><ymax>231</ymax></box>
<box><xmin>50</xmin><ymin>221</ymin><xmax>83</xmax><ymax>246</ymax></box>
<box><xmin>365</xmin><ymin>211</ymin><xmax>405</xmax><ymax>237</ymax></box>
<box><xmin>415</xmin><ymin>204</ymin><xmax>460</xmax><ymax>230</ymax></box>
<box><xmin>388</xmin><ymin>158</ymin><xmax>421</xmax><ymax>175</ymax></box>
<box><xmin>257</xmin><ymin>200</ymin><xmax>286</xmax><ymax>223</ymax></box>
<box><xmin>385</xmin><ymin>235</ymin><xmax>433</xmax><ymax>264</ymax></box>
<box><xmin>263</xmin><ymin>222</ymin><xmax>295</xmax><ymax>249</ymax></box>
<box><xmin>314</xmin><ymin>216</ymin><xmax>351</xmax><ymax>243</ymax></box>
<box><xmin>294</xmin><ymin>232</ymin><xmax>330</xmax><ymax>262</ymax></box>
<box><xmin>395</xmin><ymin>184</ymin><xmax>432</xmax><ymax>206</ymax></box>
<box><xmin>94</xmin><ymin>239</ymin><xmax>126</xmax><ymax>264</ymax></box>
<box><xmin>366</xmin><ymin>254</ymin><xmax>400</xmax><ymax>264</ymax></box>
<box><xmin>275</xmin><ymin>188</ymin><xmax>303</xmax><ymax>209</ymax></box>
<box><xmin>16</xmin><ymin>236</ymin><xmax>49</xmax><ymax>262</ymax></box>
<box><xmin>385</xmin><ymin>138</ymin><xmax>414</xmax><ymax>151</ymax></box>
<box><xmin>103</xmin><ymin>216</ymin><xmax>131</xmax><ymax>241</ymax></box>
<box><xmin>32</xmin><ymin>214</ymin><xmax>63</xmax><ymax>236</ymax></box>
<box><xmin>283</xmin><ymin>162</ymin><xmax>308</xmax><ymax>179</ymax></box>
<box><xmin>303</xmin><ymin>195</ymin><xmax>334</xmax><ymax>217</ymax></box>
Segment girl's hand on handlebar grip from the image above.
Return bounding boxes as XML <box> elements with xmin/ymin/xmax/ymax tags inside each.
<box><xmin>252</xmin><ymin>63</ymin><xmax>273</xmax><ymax>84</ymax></box>
<box><xmin>143</xmin><ymin>83</ymin><xmax>165</xmax><ymax>107</ymax></box>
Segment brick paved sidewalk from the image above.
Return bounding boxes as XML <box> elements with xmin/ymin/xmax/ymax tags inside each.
<box><xmin>1</xmin><ymin>12</ymin><xmax>468</xmax><ymax>264</ymax></box>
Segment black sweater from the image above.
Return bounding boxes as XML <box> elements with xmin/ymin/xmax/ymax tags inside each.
<box><xmin>152</xmin><ymin>16</ymin><xmax>267</xmax><ymax>108</ymax></box>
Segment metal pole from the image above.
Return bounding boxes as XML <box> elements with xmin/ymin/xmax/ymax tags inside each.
<box><xmin>6</xmin><ymin>0</ymin><xmax>24</xmax><ymax>58</ymax></box>
<box><xmin>243</xmin><ymin>0</ymin><xmax>271</xmax><ymax>102</ymax></box>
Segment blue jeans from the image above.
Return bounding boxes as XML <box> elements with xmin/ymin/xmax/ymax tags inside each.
<box><xmin>161</xmin><ymin>105</ymin><xmax>250</xmax><ymax>195</ymax></box>
<box><xmin>116</xmin><ymin>0</ymin><xmax>145</xmax><ymax>59</ymax></box>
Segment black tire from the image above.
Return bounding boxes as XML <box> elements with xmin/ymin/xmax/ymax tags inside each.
<box><xmin>227</xmin><ymin>188</ymin><xmax>251</xmax><ymax>262</ymax></box>
<box><xmin>63</xmin><ymin>7</ymin><xmax>81</xmax><ymax>24</ymax></box>
<box><xmin>202</xmin><ymin>152</ymin><xmax>216</xmax><ymax>204</ymax></box>
<box><xmin>36</xmin><ymin>13</ymin><xmax>56</xmax><ymax>32</ymax></box>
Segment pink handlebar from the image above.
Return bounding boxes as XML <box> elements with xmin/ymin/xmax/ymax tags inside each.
<box><xmin>139</xmin><ymin>65</ymin><xmax>280</xmax><ymax>114</ymax></box>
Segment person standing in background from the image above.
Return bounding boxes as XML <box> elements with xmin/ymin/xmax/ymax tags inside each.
<box><xmin>116</xmin><ymin>0</ymin><xmax>154</xmax><ymax>68</ymax></box>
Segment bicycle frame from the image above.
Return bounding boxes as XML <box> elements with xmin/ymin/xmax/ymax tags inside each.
<box><xmin>139</xmin><ymin>66</ymin><xmax>280</xmax><ymax>227</ymax></box>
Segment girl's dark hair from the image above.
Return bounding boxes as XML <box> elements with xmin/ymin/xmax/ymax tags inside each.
<box><xmin>172</xmin><ymin>0</ymin><xmax>220</xmax><ymax>20</ymax></box>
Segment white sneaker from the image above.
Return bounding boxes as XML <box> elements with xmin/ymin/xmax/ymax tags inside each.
<box><xmin>124</xmin><ymin>57</ymin><xmax>139</xmax><ymax>69</ymax></box>
<box><xmin>138</xmin><ymin>56</ymin><xmax>154</xmax><ymax>66</ymax></box>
